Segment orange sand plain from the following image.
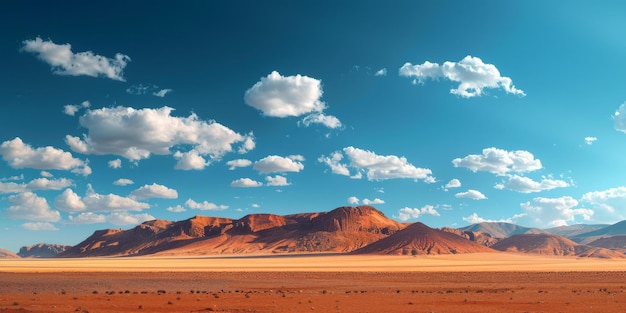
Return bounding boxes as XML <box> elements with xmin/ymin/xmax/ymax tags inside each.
<box><xmin>2</xmin><ymin>253</ymin><xmax>626</xmax><ymax>312</ymax></box>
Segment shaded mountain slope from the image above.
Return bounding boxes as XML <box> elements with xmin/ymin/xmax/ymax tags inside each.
<box><xmin>491</xmin><ymin>234</ymin><xmax>625</xmax><ymax>259</ymax></box>
<box><xmin>441</xmin><ymin>227</ymin><xmax>499</xmax><ymax>246</ymax></box>
<box><xmin>587</xmin><ymin>235</ymin><xmax>626</xmax><ymax>250</ymax></box>
<box><xmin>0</xmin><ymin>248</ymin><xmax>20</xmax><ymax>259</ymax></box>
<box><xmin>61</xmin><ymin>206</ymin><xmax>405</xmax><ymax>257</ymax></box>
<box><xmin>571</xmin><ymin>221</ymin><xmax>626</xmax><ymax>244</ymax></box>
<box><xmin>18</xmin><ymin>243</ymin><xmax>72</xmax><ymax>258</ymax></box>
<box><xmin>352</xmin><ymin>222</ymin><xmax>496</xmax><ymax>255</ymax></box>
<box><xmin>544</xmin><ymin>224</ymin><xmax>608</xmax><ymax>238</ymax></box>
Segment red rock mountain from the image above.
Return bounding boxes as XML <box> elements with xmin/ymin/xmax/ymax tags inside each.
<box><xmin>492</xmin><ymin>234</ymin><xmax>626</xmax><ymax>259</ymax></box>
<box><xmin>352</xmin><ymin>222</ymin><xmax>496</xmax><ymax>255</ymax></box>
<box><xmin>441</xmin><ymin>227</ymin><xmax>499</xmax><ymax>247</ymax></box>
<box><xmin>60</xmin><ymin>206</ymin><xmax>406</xmax><ymax>257</ymax></box>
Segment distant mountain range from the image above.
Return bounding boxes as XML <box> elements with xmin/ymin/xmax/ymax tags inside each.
<box><xmin>3</xmin><ymin>206</ymin><xmax>626</xmax><ymax>259</ymax></box>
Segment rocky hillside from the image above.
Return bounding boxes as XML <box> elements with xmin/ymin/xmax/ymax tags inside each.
<box><xmin>18</xmin><ymin>243</ymin><xmax>72</xmax><ymax>258</ymax></box>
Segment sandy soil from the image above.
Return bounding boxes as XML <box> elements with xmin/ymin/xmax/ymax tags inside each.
<box><xmin>2</xmin><ymin>253</ymin><xmax>626</xmax><ymax>312</ymax></box>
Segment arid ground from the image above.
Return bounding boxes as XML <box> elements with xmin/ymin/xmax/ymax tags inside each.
<box><xmin>2</xmin><ymin>253</ymin><xmax>626</xmax><ymax>312</ymax></box>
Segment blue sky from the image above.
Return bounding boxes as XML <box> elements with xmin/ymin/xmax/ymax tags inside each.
<box><xmin>2</xmin><ymin>1</ymin><xmax>626</xmax><ymax>252</ymax></box>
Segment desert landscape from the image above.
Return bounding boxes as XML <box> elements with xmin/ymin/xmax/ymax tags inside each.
<box><xmin>3</xmin><ymin>206</ymin><xmax>626</xmax><ymax>312</ymax></box>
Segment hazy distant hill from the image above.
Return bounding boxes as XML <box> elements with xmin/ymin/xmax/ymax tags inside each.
<box><xmin>492</xmin><ymin>234</ymin><xmax>625</xmax><ymax>259</ymax></box>
<box><xmin>352</xmin><ymin>222</ymin><xmax>495</xmax><ymax>255</ymax></box>
<box><xmin>458</xmin><ymin>222</ymin><xmax>545</xmax><ymax>239</ymax></box>
<box><xmin>570</xmin><ymin>221</ymin><xmax>626</xmax><ymax>244</ymax></box>
<box><xmin>587</xmin><ymin>235</ymin><xmax>626</xmax><ymax>250</ymax></box>
<box><xmin>18</xmin><ymin>243</ymin><xmax>72</xmax><ymax>258</ymax></box>
<box><xmin>0</xmin><ymin>248</ymin><xmax>20</xmax><ymax>259</ymax></box>
<box><xmin>441</xmin><ymin>227</ymin><xmax>499</xmax><ymax>246</ymax></box>
<box><xmin>544</xmin><ymin>224</ymin><xmax>609</xmax><ymax>238</ymax></box>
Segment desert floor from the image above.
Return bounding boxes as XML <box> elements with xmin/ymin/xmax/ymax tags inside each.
<box><xmin>2</xmin><ymin>253</ymin><xmax>626</xmax><ymax>312</ymax></box>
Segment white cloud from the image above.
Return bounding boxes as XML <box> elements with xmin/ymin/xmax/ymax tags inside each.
<box><xmin>153</xmin><ymin>89</ymin><xmax>173</xmax><ymax>97</ymax></box>
<box><xmin>173</xmin><ymin>150</ymin><xmax>209</xmax><ymax>170</ymax></box>
<box><xmin>582</xmin><ymin>187</ymin><xmax>626</xmax><ymax>215</ymax></box>
<box><xmin>462</xmin><ymin>213</ymin><xmax>526</xmax><ymax>224</ymax></box>
<box><xmin>265</xmin><ymin>175</ymin><xmax>290</xmax><ymax>186</ymax></box>
<box><xmin>26</xmin><ymin>178</ymin><xmax>73</xmax><ymax>190</ymax></box>
<box><xmin>0</xmin><ymin>137</ymin><xmax>89</xmax><ymax>174</ymax></box>
<box><xmin>185</xmin><ymin>198</ymin><xmax>228</xmax><ymax>211</ymax></box>
<box><xmin>300</xmin><ymin>113</ymin><xmax>342</xmax><ymax>129</ymax></box>
<box><xmin>226</xmin><ymin>159</ymin><xmax>252</xmax><ymax>170</ymax></box>
<box><xmin>521</xmin><ymin>196</ymin><xmax>593</xmax><ymax>227</ymax></box>
<box><xmin>56</xmin><ymin>185</ymin><xmax>149</xmax><ymax>213</ymax></box>
<box><xmin>251</xmin><ymin>203</ymin><xmax>260</xmax><ymax>208</ymax></box>
<box><xmin>107</xmin><ymin>212</ymin><xmax>155</xmax><ymax>225</ymax></box>
<box><xmin>329</xmin><ymin>146</ymin><xmax>432</xmax><ymax>181</ymax></box>
<box><xmin>129</xmin><ymin>183</ymin><xmax>178</xmax><ymax>199</ymax></box>
<box><xmin>455</xmin><ymin>189</ymin><xmax>487</xmax><ymax>200</ymax></box>
<box><xmin>0</xmin><ymin>182</ymin><xmax>26</xmax><ymax>194</ymax></box>
<box><xmin>375</xmin><ymin>68</ymin><xmax>387</xmax><ymax>76</ymax></box>
<box><xmin>347</xmin><ymin>196</ymin><xmax>360</xmax><ymax>205</ymax></box>
<box><xmin>54</xmin><ymin>189</ymin><xmax>87</xmax><ymax>212</ymax></box>
<box><xmin>444</xmin><ymin>178</ymin><xmax>461</xmax><ymax>190</ymax></box>
<box><xmin>40</xmin><ymin>171</ymin><xmax>53</xmax><ymax>178</ymax></box>
<box><xmin>231</xmin><ymin>178</ymin><xmax>263</xmax><ymax>188</ymax></box>
<box><xmin>253</xmin><ymin>155</ymin><xmax>304</xmax><ymax>173</ymax></box>
<box><xmin>108</xmin><ymin>159</ymin><xmax>122</xmax><ymax>169</ymax></box>
<box><xmin>6</xmin><ymin>192</ymin><xmax>60</xmax><ymax>222</ymax></box>
<box><xmin>63</xmin><ymin>101</ymin><xmax>90</xmax><ymax>116</ymax></box>
<box><xmin>22</xmin><ymin>222</ymin><xmax>58</xmax><ymax>231</ymax></box>
<box><xmin>362</xmin><ymin>198</ymin><xmax>385</xmax><ymax>205</ymax></box>
<box><xmin>494</xmin><ymin>175</ymin><xmax>569</xmax><ymax>193</ymax></box>
<box><xmin>318</xmin><ymin>152</ymin><xmax>351</xmax><ymax>176</ymax></box>
<box><xmin>22</xmin><ymin>37</ymin><xmax>130</xmax><ymax>81</ymax></box>
<box><xmin>166</xmin><ymin>205</ymin><xmax>186</xmax><ymax>213</ymax></box>
<box><xmin>452</xmin><ymin>147</ymin><xmax>542</xmax><ymax>176</ymax></box>
<box><xmin>65</xmin><ymin>106</ymin><xmax>254</xmax><ymax>164</ymax></box>
<box><xmin>397</xmin><ymin>205</ymin><xmax>440</xmax><ymax>221</ymax></box>
<box><xmin>68</xmin><ymin>211</ymin><xmax>154</xmax><ymax>225</ymax></box>
<box><xmin>244</xmin><ymin>71</ymin><xmax>325</xmax><ymax>117</ymax></box>
<box><xmin>584</xmin><ymin>137</ymin><xmax>597</xmax><ymax>145</ymax></box>
<box><xmin>614</xmin><ymin>102</ymin><xmax>626</xmax><ymax>133</ymax></box>
<box><xmin>113</xmin><ymin>178</ymin><xmax>134</xmax><ymax>186</ymax></box>
<box><xmin>399</xmin><ymin>55</ymin><xmax>525</xmax><ymax>98</ymax></box>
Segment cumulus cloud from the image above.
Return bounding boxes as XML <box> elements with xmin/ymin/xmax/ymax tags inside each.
<box><xmin>375</xmin><ymin>68</ymin><xmax>387</xmax><ymax>76</ymax></box>
<box><xmin>253</xmin><ymin>155</ymin><xmax>304</xmax><ymax>173</ymax></box>
<box><xmin>230</xmin><ymin>178</ymin><xmax>263</xmax><ymax>188</ymax></box>
<box><xmin>521</xmin><ymin>196</ymin><xmax>593</xmax><ymax>227</ymax></box>
<box><xmin>444</xmin><ymin>178</ymin><xmax>461</xmax><ymax>190</ymax></box>
<box><xmin>362</xmin><ymin>198</ymin><xmax>385</xmax><ymax>205</ymax></box>
<box><xmin>582</xmin><ymin>187</ymin><xmax>626</xmax><ymax>215</ymax></box>
<box><xmin>22</xmin><ymin>222</ymin><xmax>58</xmax><ymax>231</ymax></box>
<box><xmin>22</xmin><ymin>37</ymin><xmax>130</xmax><ymax>81</ymax></box>
<box><xmin>0</xmin><ymin>137</ymin><xmax>90</xmax><ymax>174</ymax></box>
<box><xmin>265</xmin><ymin>175</ymin><xmax>290</xmax><ymax>186</ymax></box>
<box><xmin>244</xmin><ymin>71</ymin><xmax>325</xmax><ymax>117</ymax></box>
<box><xmin>244</xmin><ymin>71</ymin><xmax>341</xmax><ymax>129</ymax></box>
<box><xmin>347</xmin><ymin>196</ymin><xmax>359</xmax><ymax>205</ymax></box>
<box><xmin>166</xmin><ymin>205</ymin><xmax>186</xmax><ymax>213</ymax></box>
<box><xmin>614</xmin><ymin>102</ymin><xmax>626</xmax><ymax>133</ymax></box>
<box><xmin>321</xmin><ymin>147</ymin><xmax>432</xmax><ymax>181</ymax></box>
<box><xmin>65</xmin><ymin>106</ymin><xmax>254</xmax><ymax>166</ymax></box>
<box><xmin>462</xmin><ymin>212</ymin><xmax>526</xmax><ymax>224</ymax></box>
<box><xmin>226</xmin><ymin>159</ymin><xmax>252</xmax><ymax>170</ymax></box>
<box><xmin>452</xmin><ymin>147</ymin><xmax>542</xmax><ymax>176</ymax></box>
<box><xmin>455</xmin><ymin>189</ymin><xmax>487</xmax><ymax>200</ymax></box>
<box><xmin>584</xmin><ymin>137</ymin><xmax>597</xmax><ymax>145</ymax></box>
<box><xmin>494</xmin><ymin>175</ymin><xmax>569</xmax><ymax>193</ymax></box>
<box><xmin>129</xmin><ymin>183</ymin><xmax>178</xmax><ymax>199</ymax></box>
<box><xmin>113</xmin><ymin>178</ymin><xmax>134</xmax><ymax>186</ymax></box>
<box><xmin>399</xmin><ymin>55</ymin><xmax>525</xmax><ymax>98</ymax></box>
<box><xmin>63</xmin><ymin>100</ymin><xmax>90</xmax><ymax>116</ymax></box>
<box><xmin>299</xmin><ymin>113</ymin><xmax>342</xmax><ymax>129</ymax></box>
<box><xmin>6</xmin><ymin>192</ymin><xmax>61</xmax><ymax>222</ymax></box>
<box><xmin>68</xmin><ymin>211</ymin><xmax>154</xmax><ymax>225</ymax></box>
<box><xmin>185</xmin><ymin>198</ymin><xmax>228</xmax><ymax>211</ymax></box>
<box><xmin>397</xmin><ymin>205</ymin><xmax>440</xmax><ymax>221</ymax></box>
<box><xmin>55</xmin><ymin>185</ymin><xmax>149</xmax><ymax>213</ymax></box>
<box><xmin>153</xmin><ymin>89</ymin><xmax>173</xmax><ymax>97</ymax></box>
<box><xmin>54</xmin><ymin>189</ymin><xmax>87</xmax><ymax>212</ymax></box>
<box><xmin>40</xmin><ymin>171</ymin><xmax>53</xmax><ymax>178</ymax></box>
<box><xmin>0</xmin><ymin>178</ymin><xmax>73</xmax><ymax>194</ymax></box>
<box><xmin>0</xmin><ymin>182</ymin><xmax>27</xmax><ymax>194</ymax></box>
<box><xmin>108</xmin><ymin>159</ymin><xmax>122</xmax><ymax>169</ymax></box>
